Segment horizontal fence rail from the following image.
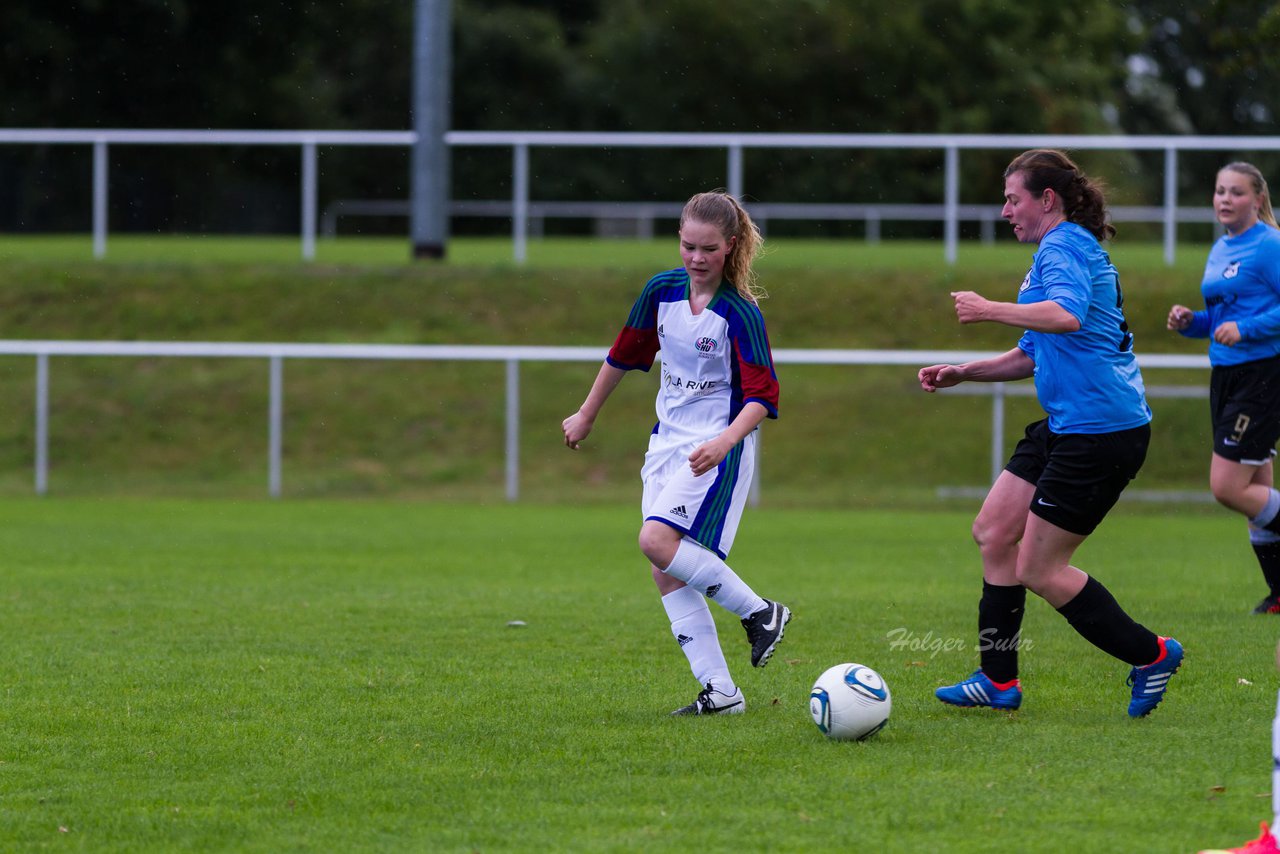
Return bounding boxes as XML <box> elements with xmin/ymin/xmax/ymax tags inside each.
<box><xmin>4</xmin><ymin>129</ymin><xmax>1279</xmax><ymax>263</ymax></box>
<box><xmin>324</xmin><ymin>199</ymin><xmax>1223</xmax><ymax>244</ymax></box>
<box><xmin>0</xmin><ymin>341</ymin><xmax>1210</xmax><ymax>501</ymax></box>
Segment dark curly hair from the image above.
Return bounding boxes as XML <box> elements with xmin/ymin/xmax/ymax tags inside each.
<box><xmin>1005</xmin><ymin>149</ymin><xmax>1114</xmax><ymax>242</ymax></box>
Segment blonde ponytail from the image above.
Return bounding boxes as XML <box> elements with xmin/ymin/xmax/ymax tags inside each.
<box><xmin>679</xmin><ymin>191</ymin><xmax>766</xmax><ymax>302</ymax></box>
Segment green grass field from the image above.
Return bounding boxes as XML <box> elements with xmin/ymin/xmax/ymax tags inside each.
<box><xmin>0</xmin><ymin>234</ymin><xmax>1226</xmax><ymax>505</ymax></box>
<box><xmin>2</xmin><ymin>498</ymin><xmax>1274</xmax><ymax>852</ymax></box>
<box><xmin>0</xmin><ymin>234</ymin><xmax>1265</xmax><ymax>851</ymax></box>
<box><xmin>0</xmin><ymin>233</ymin><xmax>1216</xmax><ymax>276</ymax></box>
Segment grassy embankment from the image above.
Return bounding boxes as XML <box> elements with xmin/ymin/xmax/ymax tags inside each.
<box><xmin>0</xmin><ymin>235</ymin><xmax>1218</xmax><ymax>505</ymax></box>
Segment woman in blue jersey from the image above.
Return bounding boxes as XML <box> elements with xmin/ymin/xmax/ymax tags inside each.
<box><xmin>1168</xmin><ymin>162</ymin><xmax>1280</xmax><ymax>615</ymax></box>
<box><xmin>918</xmin><ymin>149</ymin><xmax>1183</xmax><ymax>717</ymax></box>
<box><xmin>561</xmin><ymin>190</ymin><xmax>790</xmax><ymax>717</ymax></box>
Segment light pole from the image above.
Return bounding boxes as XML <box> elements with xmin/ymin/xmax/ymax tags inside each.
<box><xmin>410</xmin><ymin>0</ymin><xmax>451</xmax><ymax>259</ymax></box>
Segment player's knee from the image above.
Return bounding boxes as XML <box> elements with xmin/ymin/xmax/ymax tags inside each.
<box><xmin>971</xmin><ymin>516</ymin><xmax>1018</xmax><ymax>554</ymax></box>
<box><xmin>638</xmin><ymin>521</ymin><xmax>679</xmax><ymax>568</ymax></box>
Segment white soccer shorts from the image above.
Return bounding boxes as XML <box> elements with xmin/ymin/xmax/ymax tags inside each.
<box><xmin>640</xmin><ymin>430</ymin><xmax>756</xmax><ymax>559</ymax></box>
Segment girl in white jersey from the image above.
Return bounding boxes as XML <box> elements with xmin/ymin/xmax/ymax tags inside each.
<box><xmin>562</xmin><ymin>191</ymin><xmax>790</xmax><ymax>717</ymax></box>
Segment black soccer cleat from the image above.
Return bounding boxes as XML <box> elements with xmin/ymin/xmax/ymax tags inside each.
<box><xmin>1253</xmin><ymin>594</ymin><xmax>1280</xmax><ymax>615</ymax></box>
<box><xmin>741</xmin><ymin>599</ymin><xmax>791</xmax><ymax>668</ymax></box>
<box><xmin>670</xmin><ymin>683</ymin><xmax>745</xmax><ymax>716</ymax></box>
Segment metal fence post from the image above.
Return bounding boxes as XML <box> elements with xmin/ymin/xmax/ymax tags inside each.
<box><xmin>513</xmin><ymin>143</ymin><xmax>529</xmax><ymax>264</ymax></box>
<box><xmin>302</xmin><ymin>142</ymin><xmax>318</xmax><ymax>261</ymax></box>
<box><xmin>269</xmin><ymin>355</ymin><xmax>283</xmax><ymax>497</ymax></box>
<box><xmin>93</xmin><ymin>140</ymin><xmax>108</xmax><ymax>259</ymax></box>
<box><xmin>944</xmin><ymin>145</ymin><xmax>959</xmax><ymax>265</ymax></box>
<box><xmin>727</xmin><ymin>143</ymin><xmax>744</xmax><ymax>200</ymax></box>
<box><xmin>35</xmin><ymin>353</ymin><xmax>49</xmax><ymax>495</ymax></box>
<box><xmin>505</xmin><ymin>359</ymin><xmax>519</xmax><ymax>501</ymax></box>
<box><xmin>1163</xmin><ymin>146</ymin><xmax>1178</xmax><ymax>267</ymax></box>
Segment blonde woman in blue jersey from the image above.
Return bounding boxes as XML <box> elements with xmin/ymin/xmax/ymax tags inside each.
<box><xmin>1174</xmin><ymin>164</ymin><xmax>1280</xmax><ymax>854</ymax></box>
<box><xmin>562</xmin><ymin>190</ymin><xmax>790</xmax><ymax>716</ymax></box>
<box><xmin>919</xmin><ymin>149</ymin><xmax>1183</xmax><ymax>718</ymax></box>
<box><xmin>1168</xmin><ymin>162</ymin><xmax>1280</xmax><ymax>616</ymax></box>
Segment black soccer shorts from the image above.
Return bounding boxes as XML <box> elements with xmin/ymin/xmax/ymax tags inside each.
<box><xmin>1209</xmin><ymin>353</ymin><xmax>1280</xmax><ymax>465</ymax></box>
<box><xmin>1004</xmin><ymin>418</ymin><xmax>1151</xmax><ymax>536</ymax></box>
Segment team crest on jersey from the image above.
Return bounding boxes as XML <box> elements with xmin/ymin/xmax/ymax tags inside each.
<box><xmin>1018</xmin><ymin>272</ymin><xmax>1031</xmax><ymax>293</ymax></box>
<box><xmin>695</xmin><ymin>336</ymin><xmax>719</xmax><ymax>357</ymax></box>
<box><xmin>1223</xmin><ymin>261</ymin><xmax>1241</xmax><ymax>279</ymax></box>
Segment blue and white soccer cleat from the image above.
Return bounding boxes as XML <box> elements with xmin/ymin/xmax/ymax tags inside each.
<box><xmin>935</xmin><ymin>670</ymin><xmax>1022</xmax><ymax>710</ymax></box>
<box><xmin>1127</xmin><ymin>636</ymin><xmax>1183</xmax><ymax>718</ymax></box>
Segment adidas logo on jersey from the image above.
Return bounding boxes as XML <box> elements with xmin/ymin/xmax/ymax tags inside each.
<box><xmin>705</xmin><ymin>583</ymin><xmax>722</xmax><ymax>599</ymax></box>
<box><xmin>676</xmin><ymin>633</ymin><xmax>694</xmax><ymax>647</ymax></box>
<box><xmin>669</xmin><ymin>504</ymin><xmax>689</xmax><ymax>519</ymax></box>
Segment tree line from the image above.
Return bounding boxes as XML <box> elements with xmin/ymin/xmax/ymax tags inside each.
<box><xmin>1</xmin><ymin>0</ymin><xmax>1276</xmax><ymax>235</ymax></box>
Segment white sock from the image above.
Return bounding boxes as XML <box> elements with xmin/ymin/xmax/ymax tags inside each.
<box><xmin>1252</xmin><ymin>488</ymin><xmax>1280</xmax><ymax>529</ymax></box>
<box><xmin>663</xmin><ymin>539</ymin><xmax>767</xmax><ymax>619</ymax></box>
<box><xmin>662</xmin><ymin>585</ymin><xmax>733</xmax><ymax>692</ymax></box>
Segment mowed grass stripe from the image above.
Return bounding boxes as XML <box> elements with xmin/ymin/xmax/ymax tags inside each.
<box><xmin>0</xmin><ymin>498</ymin><xmax>1272</xmax><ymax>851</ymax></box>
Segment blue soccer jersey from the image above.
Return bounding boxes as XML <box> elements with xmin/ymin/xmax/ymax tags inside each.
<box><xmin>1178</xmin><ymin>221</ymin><xmax>1280</xmax><ymax>367</ymax></box>
<box><xmin>1015</xmin><ymin>222</ymin><xmax>1151</xmax><ymax>434</ymax></box>
<box><xmin>606</xmin><ymin>268</ymin><xmax>780</xmax><ymax>446</ymax></box>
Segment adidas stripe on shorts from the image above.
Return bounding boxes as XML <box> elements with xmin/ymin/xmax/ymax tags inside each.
<box><xmin>641</xmin><ymin>430</ymin><xmax>756</xmax><ymax>560</ymax></box>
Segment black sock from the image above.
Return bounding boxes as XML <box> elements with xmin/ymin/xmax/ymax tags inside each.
<box><xmin>1056</xmin><ymin>576</ymin><xmax>1160</xmax><ymax>667</ymax></box>
<box><xmin>1254</xmin><ymin>541</ymin><xmax>1280</xmax><ymax>598</ymax></box>
<box><xmin>978</xmin><ymin>582</ymin><xmax>1026</xmax><ymax>683</ymax></box>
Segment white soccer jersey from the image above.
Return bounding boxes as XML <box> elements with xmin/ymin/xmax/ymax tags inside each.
<box><xmin>606</xmin><ymin>268</ymin><xmax>779</xmax><ymax>447</ymax></box>
<box><xmin>607</xmin><ymin>267</ymin><xmax>780</xmax><ymax>557</ymax></box>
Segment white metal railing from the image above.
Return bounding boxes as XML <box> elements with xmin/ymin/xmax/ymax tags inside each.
<box><xmin>0</xmin><ymin>341</ymin><xmax>1210</xmax><ymax>500</ymax></box>
<box><xmin>322</xmin><ymin>199</ymin><xmax>1223</xmax><ymax>245</ymax></box>
<box><xmin>3</xmin><ymin>129</ymin><xmax>1278</xmax><ymax>264</ymax></box>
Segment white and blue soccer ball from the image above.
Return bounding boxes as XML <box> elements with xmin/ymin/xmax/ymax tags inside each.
<box><xmin>809</xmin><ymin>663</ymin><xmax>891</xmax><ymax>741</ymax></box>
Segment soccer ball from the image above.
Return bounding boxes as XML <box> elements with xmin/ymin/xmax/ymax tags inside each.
<box><xmin>809</xmin><ymin>663</ymin><xmax>891</xmax><ymax>741</ymax></box>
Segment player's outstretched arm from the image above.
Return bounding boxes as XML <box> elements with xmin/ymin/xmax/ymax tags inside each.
<box><xmin>919</xmin><ymin>348</ymin><xmax>1034</xmax><ymax>393</ymax></box>
<box><xmin>918</xmin><ymin>364</ymin><xmax>964</xmax><ymax>392</ymax></box>
<box><xmin>563</xmin><ymin>363</ymin><xmax>627</xmax><ymax>450</ymax></box>
<box><xmin>951</xmin><ymin>291</ymin><xmax>1079</xmax><ymax>333</ymax></box>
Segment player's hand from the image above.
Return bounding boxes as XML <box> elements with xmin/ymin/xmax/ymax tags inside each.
<box><xmin>688</xmin><ymin>436</ymin><xmax>731</xmax><ymax>477</ymax></box>
<box><xmin>1213</xmin><ymin>320</ymin><xmax>1242</xmax><ymax>346</ymax></box>
<box><xmin>562</xmin><ymin>410</ymin><xmax>594</xmax><ymax>450</ymax></box>
<box><xmin>918</xmin><ymin>364</ymin><xmax>964</xmax><ymax>393</ymax></box>
<box><xmin>951</xmin><ymin>291</ymin><xmax>992</xmax><ymax>324</ymax></box>
<box><xmin>1167</xmin><ymin>304</ymin><xmax>1194</xmax><ymax>331</ymax></box>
